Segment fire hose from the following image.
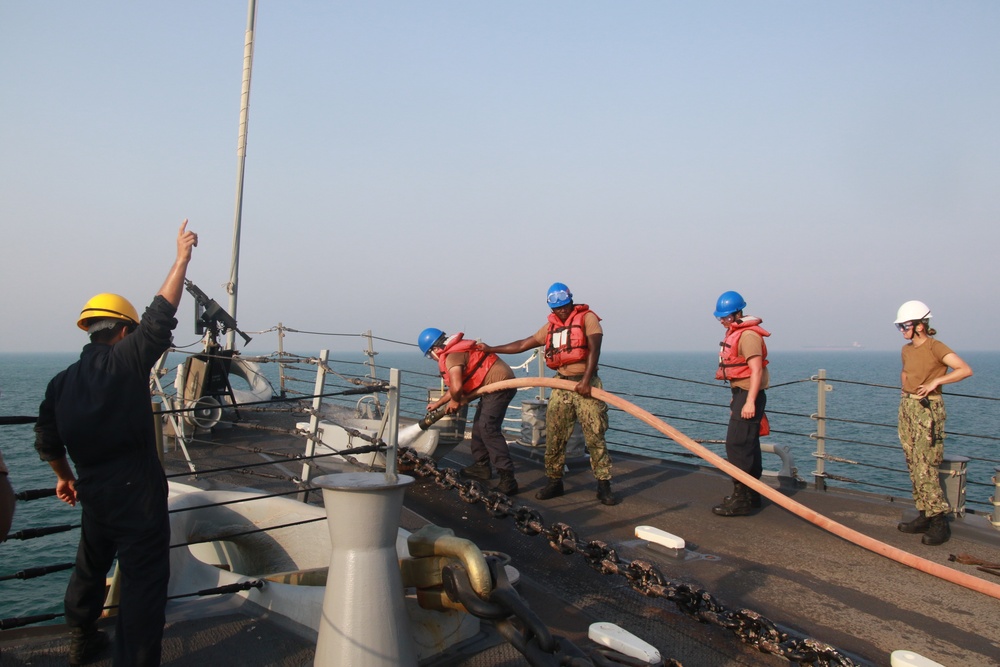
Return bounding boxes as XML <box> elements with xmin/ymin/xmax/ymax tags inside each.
<box><xmin>464</xmin><ymin>377</ymin><xmax>1000</xmax><ymax>601</ymax></box>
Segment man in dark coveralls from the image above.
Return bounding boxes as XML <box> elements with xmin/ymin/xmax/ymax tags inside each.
<box><xmin>35</xmin><ymin>221</ymin><xmax>197</xmax><ymax>666</ymax></box>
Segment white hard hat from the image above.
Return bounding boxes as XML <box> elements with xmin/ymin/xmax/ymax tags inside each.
<box><xmin>894</xmin><ymin>300</ymin><xmax>932</xmax><ymax>324</ymax></box>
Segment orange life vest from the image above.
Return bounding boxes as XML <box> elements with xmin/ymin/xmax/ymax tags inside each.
<box><xmin>544</xmin><ymin>305</ymin><xmax>598</xmax><ymax>370</ymax></box>
<box><xmin>716</xmin><ymin>317</ymin><xmax>770</xmax><ymax>382</ymax></box>
<box><xmin>437</xmin><ymin>333</ymin><xmax>497</xmax><ymax>394</ymax></box>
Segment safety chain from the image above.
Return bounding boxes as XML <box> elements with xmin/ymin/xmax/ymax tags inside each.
<box><xmin>399</xmin><ymin>448</ymin><xmax>859</xmax><ymax>667</ymax></box>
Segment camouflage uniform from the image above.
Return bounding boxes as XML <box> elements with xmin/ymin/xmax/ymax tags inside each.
<box><xmin>545</xmin><ymin>375</ymin><xmax>611</xmax><ymax>480</ymax></box>
<box><xmin>897</xmin><ymin>395</ymin><xmax>949</xmax><ymax>515</ymax></box>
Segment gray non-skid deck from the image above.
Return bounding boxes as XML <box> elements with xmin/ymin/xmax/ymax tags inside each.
<box><xmin>3</xmin><ymin>411</ymin><xmax>998</xmax><ymax>667</ymax></box>
<box><xmin>415</xmin><ymin>440</ymin><xmax>1000</xmax><ymax>667</ymax></box>
<box><xmin>0</xmin><ymin>612</ymin><xmax>314</xmax><ymax>666</ymax></box>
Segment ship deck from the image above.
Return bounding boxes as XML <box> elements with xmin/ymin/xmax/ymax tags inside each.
<box><xmin>2</xmin><ymin>408</ymin><xmax>998</xmax><ymax>667</ymax></box>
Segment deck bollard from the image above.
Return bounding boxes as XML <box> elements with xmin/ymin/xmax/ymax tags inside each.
<box><xmin>313</xmin><ymin>472</ymin><xmax>417</xmax><ymax>667</ymax></box>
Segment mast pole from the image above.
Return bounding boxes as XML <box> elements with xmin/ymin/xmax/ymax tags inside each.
<box><xmin>226</xmin><ymin>0</ymin><xmax>258</xmax><ymax>350</ymax></box>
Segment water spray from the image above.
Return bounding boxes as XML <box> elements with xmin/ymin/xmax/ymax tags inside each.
<box><xmin>397</xmin><ymin>406</ymin><xmax>449</xmax><ymax>448</ymax></box>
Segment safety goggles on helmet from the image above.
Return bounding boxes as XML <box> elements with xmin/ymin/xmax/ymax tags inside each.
<box><xmin>895</xmin><ymin>321</ymin><xmax>915</xmax><ymax>332</ymax></box>
<box><xmin>547</xmin><ymin>290</ymin><xmax>571</xmax><ymax>307</ymax></box>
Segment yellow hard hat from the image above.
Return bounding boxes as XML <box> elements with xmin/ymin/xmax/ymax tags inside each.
<box><xmin>77</xmin><ymin>293</ymin><xmax>139</xmax><ymax>331</ymax></box>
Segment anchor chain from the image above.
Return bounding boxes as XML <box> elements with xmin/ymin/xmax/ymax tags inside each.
<box><xmin>442</xmin><ymin>553</ymin><xmax>670</xmax><ymax>666</ymax></box>
<box><xmin>399</xmin><ymin>447</ymin><xmax>859</xmax><ymax>667</ymax></box>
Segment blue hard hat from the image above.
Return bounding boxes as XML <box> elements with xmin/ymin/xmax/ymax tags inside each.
<box><xmin>417</xmin><ymin>327</ymin><xmax>446</xmax><ymax>357</ymax></box>
<box><xmin>713</xmin><ymin>291</ymin><xmax>746</xmax><ymax>318</ymax></box>
<box><xmin>546</xmin><ymin>282</ymin><xmax>573</xmax><ymax>308</ymax></box>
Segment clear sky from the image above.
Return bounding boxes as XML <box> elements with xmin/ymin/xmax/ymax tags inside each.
<box><xmin>1</xmin><ymin>2</ymin><xmax>997</xmax><ymax>354</ymax></box>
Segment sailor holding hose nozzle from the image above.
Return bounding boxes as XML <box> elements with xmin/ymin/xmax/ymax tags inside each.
<box><xmin>418</xmin><ymin>328</ymin><xmax>520</xmax><ymax>495</ymax></box>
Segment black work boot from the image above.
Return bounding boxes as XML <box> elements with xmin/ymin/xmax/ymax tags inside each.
<box><xmin>535</xmin><ymin>477</ymin><xmax>564</xmax><ymax>500</ymax></box>
<box><xmin>68</xmin><ymin>624</ymin><xmax>110</xmax><ymax>666</ymax></box>
<box><xmin>495</xmin><ymin>470</ymin><xmax>519</xmax><ymax>496</ymax></box>
<box><xmin>712</xmin><ymin>482</ymin><xmax>739</xmax><ymax>514</ymax></box>
<box><xmin>461</xmin><ymin>460</ymin><xmax>492</xmax><ymax>481</ymax></box>
<box><xmin>596</xmin><ymin>479</ymin><xmax>619</xmax><ymax>506</ymax></box>
<box><xmin>724</xmin><ymin>481</ymin><xmax>762</xmax><ymax>508</ymax></box>
<box><xmin>921</xmin><ymin>513</ymin><xmax>951</xmax><ymax>546</ymax></box>
<box><xmin>898</xmin><ymin>510</ymin><xmax>931</xmax><ymax>534</ymax></box>
<box><xmin>712</xmin><ymin>482</ymin><xmax>753</xmax><ymax>517</ymax></box>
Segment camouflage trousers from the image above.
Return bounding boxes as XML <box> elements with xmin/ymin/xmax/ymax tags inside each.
<box><xmin>545</xmin><ymin>375</ymin><xmax>612</xmax><ymax>481</ymax></box>
<box><xmin>898</xmin><ymin>395</ymin><xmax>949</xmax><ymax>515</ymax></box>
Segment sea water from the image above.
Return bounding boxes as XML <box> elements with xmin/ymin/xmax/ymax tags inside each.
<box><xmin>1</xmin><ymin>349</ymin><xmax>998</xmax><ymax>625</ymax></box>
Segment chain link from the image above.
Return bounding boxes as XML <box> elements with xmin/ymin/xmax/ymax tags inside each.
<box><xmin>400</xmin><ymin>447</ymin><xmax>860</xmax><ymax>667</ymax></box>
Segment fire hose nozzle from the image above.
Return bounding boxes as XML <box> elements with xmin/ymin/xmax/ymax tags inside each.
<box><xmin>418</xmin><ymin>407</ymin><xmax>449</xmax><ymax>430</ymax></box>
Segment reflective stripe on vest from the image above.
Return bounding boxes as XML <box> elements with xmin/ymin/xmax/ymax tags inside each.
<box><xmin>544</xmin><ymin>305</ymin><xmax>597</xmax><ymax>370</ymax></box>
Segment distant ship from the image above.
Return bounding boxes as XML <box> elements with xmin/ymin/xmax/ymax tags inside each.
<box><xmin>802</xmin><ymin>342</ymin><xmax>865</xmax><ymax>350</ymax></box>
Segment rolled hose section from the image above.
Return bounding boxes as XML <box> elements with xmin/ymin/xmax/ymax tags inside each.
<box><xmin>468</xmin><ymin>377</ymin><xmax>1000</xmax><ymax>601</ymax></box>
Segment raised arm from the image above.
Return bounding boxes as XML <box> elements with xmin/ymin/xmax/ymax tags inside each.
<box><xmin>157</xmin><ymin>219</ymin><xmax>198</xmax><ymax>308</ymax></box>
